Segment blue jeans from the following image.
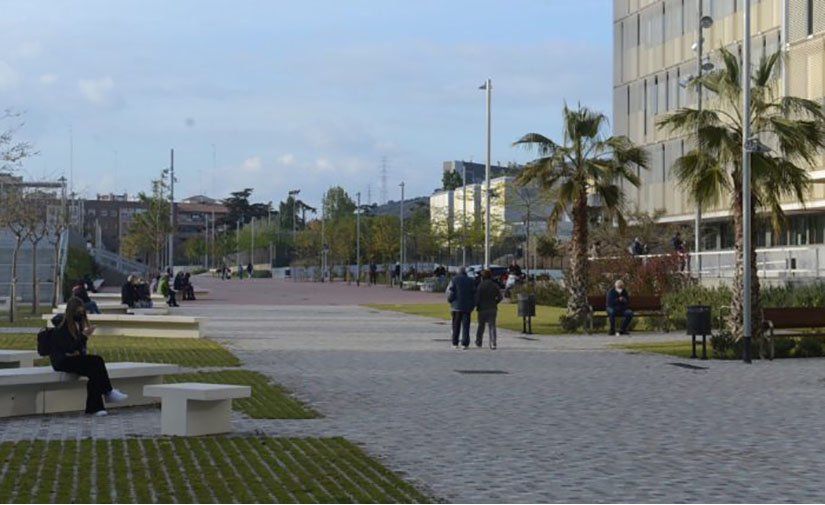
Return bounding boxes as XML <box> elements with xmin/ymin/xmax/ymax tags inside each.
<box><xmin>607</xmin><ymin>307</ymin><xmax>633</xmax><ymax>334</ymax></box>
<box><xmin>84</xmin><ymin>301</ymin><xmax>101</xmax><ymax>315</ymax></box>
<box><xmin>451</xmin><ymin>311</ymin><xmax>471</xmax><ymax>347</ymax></box>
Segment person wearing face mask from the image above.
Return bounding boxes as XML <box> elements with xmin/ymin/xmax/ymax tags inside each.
<box><xmin>606</xmin><ymin>279</ymin><xmax>633</xmax><ymax>336</ymax></box>
<box><xmin>49</xmin><ymin>297</ymin><xmax>128</xmax><ymax>416</ymax></box>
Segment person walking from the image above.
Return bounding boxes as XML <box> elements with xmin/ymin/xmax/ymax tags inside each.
<box><xmin>247</xmin><ymin>262</ymin><xmax>254</xmax><ymax>280</ymax></box>
<box><xmin>475</xmin><ymin>269</ymin><xmax>503</xmax><ymax>349</ymax></box>
<box><xmin>672</xmin><ymin>231</ymin><xmax>687</xmax><ymax>272</ymax></box>
<box><xmin>447</xmin><ymin>266</ymin><xmax>476</xmax><ymax>350</ymax></box>
<box><xmin>49</xmin><ymin>297</ymin><xmax>129</xmax><ymax>415</ymax></box>
<box><xmin>606</xmin><ymin>279</ymin><xmax>633</xmax><ymax>336</ymax></box>
<box><xmin>369</xmin><ymin>261</ymin><xmax>377</xmax><ymax>285</ymax></box>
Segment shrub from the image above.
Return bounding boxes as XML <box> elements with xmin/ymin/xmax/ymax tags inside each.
<box><xmin>662</xmin><ymin>284</ymin><xmax>733</xmax><ymax>331</ymax></box>
<box><xmin>794</xmin><ymin>336</ymin><xmax>824</xmax><ymax>358</ymax></box>
<box><xmin>711</xmin><ymin>330</ymin><xmax>736</xmax><ymax>359</ymax></box>
<box><xmin>251</xmin><ymin>270</ymin><xmax>272</xmax><ymax>278</ymax></box>
<box><xmin>63</xmin><ymin>246</ymin><xmax>98</xmax><ymax>302</ymax></box>
<box><xmin>510</xmin><ymin>281</ymin><xmax>566</xmax><ymax>307</ymax></box>
<box><xmin>761</xmin><ymin>282</ymin><xmax>825</xmax><ymax>308</ymax></box>
<box><xmin>588</xmin><ymin>252</ymin><xmax>690</xmax><ymax>297</ymax></box>
<box><xmin>772</xmin><ymin>338</ymin><xmax>796</xmax><ymax>359</ymax></box>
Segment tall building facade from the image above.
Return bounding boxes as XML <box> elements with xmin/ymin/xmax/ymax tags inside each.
<box><xmin>613</xmin><ymin>0</ymin><xmax>825</xmax><ymax>249</ymax></box>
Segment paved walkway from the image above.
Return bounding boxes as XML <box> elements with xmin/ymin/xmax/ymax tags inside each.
<box><xmin>5</xmin><ymin>279</ymin><xmax>825</xmax><ymax>502</ymax></box>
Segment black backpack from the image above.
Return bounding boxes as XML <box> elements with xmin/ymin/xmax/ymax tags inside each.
<box><xmin>37</xmin><ymin>314</ymin><xmax>63</xmax><ymax>357</ymax></box>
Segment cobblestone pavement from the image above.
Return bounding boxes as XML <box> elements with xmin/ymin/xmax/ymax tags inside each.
<box><xmin>4</xmin><ymin>302</ymin><xmax>825</xmax><ymax>502</ymax></box>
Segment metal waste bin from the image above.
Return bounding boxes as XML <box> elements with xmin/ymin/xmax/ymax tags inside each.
<box><xmin>517</xmin><ymin>293</ymin><xmax>536</xmax><ymax>334</ymax></box>
<box><xmin>686</xmin><ymin>305</ymin><xmax>711</xmax><ymax>359</ymax></box>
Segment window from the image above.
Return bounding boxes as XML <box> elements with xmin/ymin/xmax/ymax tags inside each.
<box><xmin>808</xmin><ymin>0</ymin><xmax>815</xmax><ymax>36</ymax></box>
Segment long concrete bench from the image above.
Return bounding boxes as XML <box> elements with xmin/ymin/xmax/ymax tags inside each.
<box><xmin>54</xmin><ymin>303</ymin><xmax>129</xmax><ymax>315</ymax></box>
<box><xmin>0</xmin><ymin>362</ymin><xmax>180</xmax><ymax>417</ymax></box>
<box><xmin>91</xmin><ymin>289</ymin><xmax>210</xmax><ymax>303</ymax></box>
<box><xmin>43</xmin><ymin>314</ymin><xmax>204</xmax><ymax>339</ymax></box>
<box><xmin>127</xmin><ymin>307</ymin><xmax>170</xmax><ymax>316</ymax></box>
<box><xmin>0</xmin><ymin>350</ymin><xmax>38</xmax><ymax>368</ymax></box>
<box><xmin>144</xmin><ymin>382</ymin><xmax>251</xmax><ymax>436</ymax></box>
<box><xmin>0</xmin><ymin>296</ymin><xmax>22</xmax><ymax>312</ymax></box>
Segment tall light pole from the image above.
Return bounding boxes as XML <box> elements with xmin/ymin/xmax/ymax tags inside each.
<box><xmin>251</xmin><ymin>217</ymin><xmax>255</xmax><ymax>268</ymax></box>
<box><xmin>356</xmin><ymin>191</ymin><xmax>361</xmax><ymax>287</ymax></box>
<box><xmin>236</xmin><ymin>219</ymin><xmax>241</xmax><ymax>277</ymax></box>
<box><xmin>694</xmin><ymin>2</ymin><xmax>714</xmax><ymax>278</ymax></box>
<box><xmin>479</xmin><ymin>78</ymin><xmax>492</xmax><ymax>268</ymax></box>
<box><xmin>268</xmin><ymin>202</ymin><xmax>273</xmax><ymax>272</ymax></box>
<box><xmin>742</xmin><ymin>0</ymin><xmax>753</xmax><ymax>363</ymax></box>
<box><xmin>321</xmin><ymin>192</ymin><xmax>326</xmax><ymax>282</ymax></box>
<box><xmin>288</xmin><ymin>189</ymin><xmax>300</xmax><ymax>243</ymax></box>
<box><xmin>399</xmin><ymin>181</ymin><xmax>405</xmax><ymax>289</ymax></box>
<box><xmin>168</xmin><ymin>148</ymin><xmax>175</xmax><ymax>271</ymax></box>
<box><xmin>462</xmin><ymin>164</ymin><xmax>467</xmax><ymax>267</ymax></box>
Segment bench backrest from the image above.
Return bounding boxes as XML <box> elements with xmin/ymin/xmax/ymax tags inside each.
<box><xmin>588</xmin><ymin>294</ymin><xmax>662</xmax><ymax>311</ymax></box>
<box><xmin>763</xmin><ymin>307</ymin><xmax>825</xmax><ymax>329</ymax></box>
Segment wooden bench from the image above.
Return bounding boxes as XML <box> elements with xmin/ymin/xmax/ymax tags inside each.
<box><xmin>43</xmin><ymin>314</ymin><xmax>204</xmax><ymax>339</ymax></box>
<box><xmin>0</xmin><ymin>350</ymin><xmax>38</xmax><ymax>368</ymax></box>
<box><xmin>0</xmin><ymin>362</ymin><xmax>180</xmax><ymax>417</ymax></box>
<box><xmin>54</xmin><ymin>303</ymin><xmax>129</xmax><ymax>315</ymax></box>
<box><xmin>143</xmin><ymin>383</ymin><xmax>251</xmax><ymax>436</ymax></box>
<box><xmin>586</xmin><ymin>295</ymin><xmax>668</xmax><ymax>333</ymax></box>
<box><xmin>762</xmin><ymin>307</ymin><xmax>825</xmax><ymax>359</ymax></box>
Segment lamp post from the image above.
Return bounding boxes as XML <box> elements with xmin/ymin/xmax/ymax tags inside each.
<box><xmin>399</xmin><ymin>181</ymin><xmax>405</xmax><ymax>290</ymax></box>
<box><xmin>742</xmin><ymin>0</ymin><xmax>753</xmax><ymax>363</ymax></box>
<box><xmin>236</xmin><ymin>219</ymin><xmax>241</xmax><ymax>279</ymax></box>
<box><xmin>694</xmin><ymin>3</ymin><xmax>714</xmax><ymax>278</ymax></box>
<box><xmin>462</xmin><ymin>164</ymin><xmax>467</xmax><ymax>267</ymax></box>
<box><xmin>168</xmin><ymin>149</ymin><xmax>175</xmax><ymax>272</ymax></box>
<box><xmin>479</xmin><ymin>78</ymin><xmax>492</xmax><ymax>268</ymax></box>
<box><xmin>288</xmin><ymin>189</ymin><xmax>300</xmax><ymax>243</ymax></box>
<box><xmin>356</xmin><ymin>191</ymin><xmax>361</xmax><ymax>287</ymax></box>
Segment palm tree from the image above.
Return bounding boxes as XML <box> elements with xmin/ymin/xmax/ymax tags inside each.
<box><xmin>658</xmin><ymin>48</ymin><xmax>825</xmax><ymax>346</ymax></box>
<box><xmin>514</xmin><ymin>104</ymin><xmax>649</xmax><ymax>329</ymax></box>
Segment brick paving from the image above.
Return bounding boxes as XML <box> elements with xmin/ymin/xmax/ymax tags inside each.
<box><xmin>3</xmin><ymin>279</ymin><xmax>825</xmax><ymax>502</ymax></box>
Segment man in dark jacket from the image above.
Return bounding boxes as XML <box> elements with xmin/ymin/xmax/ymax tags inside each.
<box><xmin>121</xmin><ymin>275</ymin><xmax>137</xmax><ymax>308</ymax></box>
<box><xmin>606</xmin><ymin>279</ymin><xmax>633</xmax><ymax>335</ymax></box>
<box><xmin>447</xmin><ymin>267</ymin><xmax>476</xmax><ymax>349</ymax></box>
<box><xmin>475</xmin><ymin>269</ymin><xmax>503</xmax><ymax>349</ymax></box>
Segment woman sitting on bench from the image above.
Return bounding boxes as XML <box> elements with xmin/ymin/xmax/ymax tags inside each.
<box><xmin>50</xmin><ymin>297</ymin><xmax>129</xmax><ymax>416</ymax></box>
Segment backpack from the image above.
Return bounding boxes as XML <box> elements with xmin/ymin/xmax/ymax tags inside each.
<box><xmin>37</xmin><ymin>327</ymin><xmax>54</xmax><ymax>357</ymax></box>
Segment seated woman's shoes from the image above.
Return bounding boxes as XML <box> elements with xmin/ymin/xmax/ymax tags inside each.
<box><xmin>105</xmin><ymin>389</ymin><xmax>129</xmax><ymax>403</ymax></box>
<box><xmin>94</xmin><ymin>410</ymin><xmax>109</xmax><ymax>417</ymax></box>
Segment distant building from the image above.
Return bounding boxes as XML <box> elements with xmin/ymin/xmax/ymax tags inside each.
<box><xmin>442</xmin><ymin>160</ymin><xmax>520</xmax><ymax>185</ymax></box>
<box><xmin>364</xmin><ymin>197</ymin><xmax>429</xmax><ymax>218</ymax></box>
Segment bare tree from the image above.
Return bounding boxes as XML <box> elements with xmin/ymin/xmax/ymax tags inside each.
<box><xmin>26</xmin><ymin>196</ymin><xmax>49</xmax><ymax>314</ymax></box>
<box><xmin>0</xmin><ymin>187</ymin><xmax>34</xmax><ymax>321</ymax></box>
<box><xmin>0</xmin><ymin>110</ymin><xmax>36</xmax><ymax>174</ymax></box>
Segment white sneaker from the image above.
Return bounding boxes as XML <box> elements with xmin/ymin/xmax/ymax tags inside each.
<box><xmin>461</xmin><ymin>345</ymin><xmax>469</xmax><ymax>350</ymax></box>
<box><xmin>105</xmin><ymin>389</ymin><xmax>129</xmax><ymax>403</ymax></box>
<box><xmin>94</xmin><ymin>410</ymin><xmax>108</xmax><ymax>417</ymax></box>
<box><xmin>451</xmin><ymin>344</ymin><xmax>459</xmax><ymax>350</ymax></box>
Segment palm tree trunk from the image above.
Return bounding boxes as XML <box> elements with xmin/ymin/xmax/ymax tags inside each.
<box><xmin>729</xmin><ymin>180</ymin><xmax>763</xmax><ymax>348</ymax></box>
<box><xmin>566</xmin><ymin>194</ymin><xmax>589</xmax><ymax>326</ymax></box>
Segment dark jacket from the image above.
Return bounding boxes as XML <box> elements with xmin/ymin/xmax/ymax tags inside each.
<box><xmin>121</xmin><ymin>282</ymin><xmax>136</xmax><ymax>307</ymax></box>
<box><xmin>606</xmin><ymin>287</ymin><xmax>630</xmax><ymax>312</ymax></box>
<box><xmin>72</xmin><ymin>284</ymin><xmax>91</xmax><ymax>304</ymax></box>
<box><xmin>49</xmin><ymin>315</ymin><xmax>88</xmax><ymax>369</ymax></box>
<box><xmin>447</xmin><ymin>273</ymin><xmax>476</xmax><ymax>312</ymax></box>
<box><xmin>475</xmin><ymin>279</ymin><xmax>502</xmax><ymax>312</ymax></box>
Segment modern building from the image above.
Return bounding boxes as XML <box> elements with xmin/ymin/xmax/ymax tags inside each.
<box><xmin>442</xmin><ymin>160</ymin><xmax>521</xmax><ymax>185</ymax></box>
<box><xmin>613</xmin><ymin>0</ymin><xmax>825</xmax><ymax>251</ymax></box>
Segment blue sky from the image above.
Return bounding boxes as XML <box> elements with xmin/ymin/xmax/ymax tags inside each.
<box><xmin>0</xmin><ymin>0</ymin><xmax>612</xmax><ymax>209</ymax></box>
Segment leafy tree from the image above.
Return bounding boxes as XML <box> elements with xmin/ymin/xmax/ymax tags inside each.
<box><xmin>515</xmin><ymin>104</ymin><xmax>648</xmax><ymax>329</ymax></box>
<box><xmin>184</xmin><ymin>236</ymin><xmax>206</xmax><ymax>265</ymax></box>
<box><xmin>121</xmin><ymin>178</ymin><xmax>172</xmax><ymax>271</ymax></box>
<box><xmin>658</xmin><ymin>49</ymin><xmax>825</xmax><ymax>344</ymax></box>
<box><xmin>442</xmin><ymin>170</ymin><xmax>462</xmax><ymax>190</ymax></box>
<box><xmin>322</xmin><ymin>187</ymin><xmax>356</xmax><ymax>222</ymax></box>
<box><xmin>219</xmin><ymin>188</ymin><xmax>270</xmax><ymax>227</ymax></box>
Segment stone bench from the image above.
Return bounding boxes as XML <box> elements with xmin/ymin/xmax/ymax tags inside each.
<box><xmin>0</xmin><ymin>361</ymin><xmax>180</xmax><ymax>417</ymax></box>
<box><xmin>127</xmin><ymin>307</ymin><xmax>170</xmax><ymax>316</ymax></box>
<box><xmin>0</xmin><ymin>296</ymin><xmax>22</xmax><ymax>312</ymax></box>
<box><xmin>0</xmin><ymin>350</ymin><xmax>38</xmax><ymax>368</ymax></box>
<box><xmin>143</xmin><ymin>383</ymin><xmax>251</xmax><ymax>436</ymax></box>
<box><xmin>55</xmin><ymin>303</ymin><xmax>129</xmax><ymax>315</ymax></box>
<box><xmin>91</xmin><ymin>292</ymin><xmax>165</xmax><ymax>302</ymax></box>
<box><xmin>43</xmin><ymin>314</ymin><xmax>204</xmax><ymax>339</ymax></box>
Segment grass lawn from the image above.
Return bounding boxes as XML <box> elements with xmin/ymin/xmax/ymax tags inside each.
<box><xmin>167</xmin><ymin>370</ymin><xmax>319</xmax><ymax>419</ymax></box>
<box><xmin>0</xmin><ymin>306</ymin><xmax>54</xmax><ymax>328</ymax></box>
<box><xmin>0</xmin><ymin>436</ymin><xmax>432</xmax><ymax>503</ymax></box>
<box><xmin>610</xmin><ymin>339</ymin><xmax>694</xmax><ymax>358</ymax></box>
<box><xmin>366</xmin><ymin>302</ymin><xmax>569</xmax><ymax>335</ymax></box>
<box><xmin>0</xmin><ymin>333</ymin><xmax>240</xmax><ymax>368</ymax></box>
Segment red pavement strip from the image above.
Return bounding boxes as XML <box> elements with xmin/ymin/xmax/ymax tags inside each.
<box><xmin>106</xmin><ymin>275</ymin><xmax>445</xmax><ymax>306</ymax></box>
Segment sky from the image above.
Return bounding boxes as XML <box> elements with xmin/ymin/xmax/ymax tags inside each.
<box><xmin>0</xmin><ymin>0</ymin><xmax>613</xmax><ymax>210</ymax></box>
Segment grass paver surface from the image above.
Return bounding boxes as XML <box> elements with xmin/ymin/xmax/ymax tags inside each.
<box><xmin>0</xmin><ymin>437</ymin><xmax>431</xmax><ymax>504</ymax></box>
<box><xmin>366</xmin><ymin>302</ymin><xmax>568</xmax><ymax>335</ymax></box>
<box><xmin>0</xmin><ymin>333</ymin><xmax>239</xmax><ymax>368</ymax></box>
<box><xmin>166</xmin><ymin>370</ymin><xmax>319</xmax><ymax>419</ymax></box>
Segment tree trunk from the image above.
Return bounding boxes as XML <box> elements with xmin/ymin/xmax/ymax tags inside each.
<box><xmin>52</xmin><ymin>237</ymin><xmax>60</xmax><ymax>308</ymax></box>
<box><xmin>729</xmin><ymin>179</ymin><xmax>763</xmax><ymax>350</ymax></box>
<box><xmin>9</xmin><ymin>236</ymin><xmax>21</xmax><ymax>323</ymax></box>
<box><xmin>31</xmin><ymin>239</ymin><xmax>38</xmax><ymax>315</ymax></box>
<box><xmin>566</xmin><ymin>194</ymin><xmax>590</xmax><ymax>327</ymax></box>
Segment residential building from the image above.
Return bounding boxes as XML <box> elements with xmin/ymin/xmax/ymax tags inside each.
<box><xmin>613</xmin><ymin>0</ymin><xmax>825</xmax><ymax>250</ymax></box>
<box><xmin>442</xmin><ymin>160</ymin><xmax>521</xmax><ymax>185</ymax></box>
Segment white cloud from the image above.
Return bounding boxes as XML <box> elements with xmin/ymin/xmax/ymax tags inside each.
<box><xmin>315</xmin><ymin>158</ymin><xmax>333</xmax><ymax>171</ymax></box>
<box><xmin>0</xmin><ymin>61</ymin><xmax>19</xmax><ymax>89</ymax></box>
<box><xmin>17</xmin><ymin>40</ymin><xmax>41</xmax><ymax>59</ymax></box>
<box><xmin>78</xmin><ymin>76</ymin><xmax>114</xmax><ymax>104</ymax></box>
<box><xmin>39</xmin><ymin>73</ymin><xmax>58</xmax><ymax>85</ymax></box>
<box><xmin>241</xmin><ymin>156</ymin><xmax>262</xmax><ymax>172</ymax></box>
<box><xmin>277</xmin><ymin>153</ymin><xmax>295</xmax><ymax>166</ymax></box>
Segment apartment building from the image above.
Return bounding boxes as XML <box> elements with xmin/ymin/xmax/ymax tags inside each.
<box><xmin>613</xmin><ymin>0</ymin><xmax>825</xmax><ymax>249</ymax></box>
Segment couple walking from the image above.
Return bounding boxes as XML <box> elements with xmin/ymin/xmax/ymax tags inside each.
<box><xmin>447</xmin><ymin>267</ymin><xmax>502</xmax><ymax>350</ymax></box>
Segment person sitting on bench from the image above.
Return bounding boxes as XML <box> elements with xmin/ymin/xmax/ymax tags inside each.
<box><xmin>182</xmin><ymin>272</ymin><xmax>196</xmax><ymax>300</ymax></box>
<box><xmin>134</xmin><ymin>277</ymin><xmax>153</xmax><ymax>308</ymax></box>
<box><xmin>49</xmin><ymin>297</ymin><xmax>128</xmax><ymax>416</ymax></box>
<box><xmin>72</xmin><ymin>280</ymin><xmax>101</xmax><ymax>314</ymax></box>
<box><xmin>159</xmin><ymin>274</ymin><xmax>179</xmax><ymax>307</ymax></box>
<box><xmin>121</xmin><ymin>275</ymin><xmax>137</xmax><ymax>308</ymax></box>
<box><xmin>606</xmin><ymin>279</ymin><xmax>633</xmax><ymax>336</ymax></box>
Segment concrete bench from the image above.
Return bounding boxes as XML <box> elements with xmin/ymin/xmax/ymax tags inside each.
<box><xmin>0</xmin><ymin>296</ymin><xmax>22</xmax><ymax>312</ymax></box>
<box><xmin>143</xmin><ymin>382</ymin><xmax>251</xmax><ymax>436</ymax></box>
<box><xmin>0</xmin><ymin>350</ymin><xmax>38</xmax><ymax>368</ymax></box>
<box><xmin>127</xmin><ymin>307</ymin><xmax>170</xmax><ymax>316</ymax></box>
<box><xmin>55</xmin><ymin>303</ymin><xmax>129</xmax><ymax>315</ymax></box>
<box><xmin>43</xmin><ymin>314</ymin><xmax>204</xmax><ymax>339</ymax></box>
<box><xmin>91</xmin><ymin>292</ymin><xmax>165</xmax><ymax>302</ymax></box>
<box><xmin>0</xmin><ymin>361</ymin><xmax>180</xmax><ymax>417</ymax></box>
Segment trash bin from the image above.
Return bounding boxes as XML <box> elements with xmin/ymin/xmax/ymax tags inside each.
<box><xmin>517</xmin><ymin>293</ymin><xmax>536</xmax><ymax>317</ymax></box>
<box><xmin>686</xmin><ymin>305</ymin><xmax>712</xmax><ymax>360</ymax></box>
<box><xmin>685</xmin><ymin>305</ymin><xmax>711</xmax><ymax>335</ymax></box>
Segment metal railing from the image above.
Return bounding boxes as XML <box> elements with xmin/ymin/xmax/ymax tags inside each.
<box><xmin>89</xmin><ymin>247</ymin><xmax>149</xmax><ymax>276</ymax></box>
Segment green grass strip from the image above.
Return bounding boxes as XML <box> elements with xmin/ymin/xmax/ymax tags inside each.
<box><xmin>166</xmin><ymin>370</ymin><xmax>319</xmax><ymax>419</ymax></box>
<box><xmin>140</xmin><ymin>439</ymin><xmax>172</xmax><ymax>503</ymax></box>
<box><xmin>263</xmin><ymin>437</ymin><xmax>335</xmax><ymax>503</ymax></box>
<box><xmin>293</xmin><ymin>437</ymin><xmax>377</xmax><ymax>503</ymax></box>
<box><xmin>218</xmin><ymin>437</ymin><xmax>272</xmax><ymax>503</ymax></box>
<box><xmin>53</xmin><ymin>440</ymin><xmax>77</xmax><ymax>504</ymax></box>
<box><xmin>76</xmin><ymin>440</ymin><xmax>92</xmax><ymax>504</ymax></box>
<box><xmin>201</xmin><ymin>437</ymin><xmax>254</xmax><ymax>504</ymax></box>
<box><xmin>125</xmin><ymin>440</ymin><xmax>151</xmax><ymax>504</ymax></box>
<box><xmin>187</xmin><ymin>439</ymin><xmax>234</xmax><ymax>504</ymax></box>
<box><xmin>232</xmin><ymin>437</ymin><xmax>297</xmax><ymax>503</ymax></box>
<box><xmin>156</xmin><ymin>438</ymin><xmax>194</xmax><ymax>503</ymax></box>
<box><xmin>32</xmin><ymin>438</ymin><xmax>60</xmax><ymax>503</ymax></box>
<box><xmin>11</xmin><ymin>439</ymin><xmax>44</xmax><ymax>504</ymax></box>
<box><xmin>95</xmin><ymin>439</ymin><xmax>112</xmax><ymax>503</ymax></box>
<box><xmin>610</xmin><ymin>339</ymin><xmax>694</xmax><ymax>358</ymax></box>
<box><xmin>280</xmin><ymin>438</ymin><xmax>353</xmax><ymax>504</ymax></box>
<box><xmin>110</xmin><ymin>440</ymin><xmax>132</xmax><ymax>503</ymax></box>
<box><xmin>238</xmin><ymin>437</ymin><xmax>311</xmax><ymax>503</ymax></box>
<box><xmin>170</xmin><ymin>438</ymin><xmax>214</xmax><ymax>503</ymax></box>
<box><xmin>0</xmin><ymin>333</ymin><xmax>240</xmax><ymax>368</ymax></box>
<box><xmin>0</xmin><ymin>442</ymin><xmax>16</xmax><ymax>500</ymax></box>
<box><xmin>0</xmin><ymin>440</ymin><xmax>31</xmax><ymax>503</ymax></box>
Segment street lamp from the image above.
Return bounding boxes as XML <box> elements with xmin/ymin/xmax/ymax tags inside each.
<box><xmin>356</xmin><ymin>192</ymin><xmax>361</xmax><ymax>286</ymax></box>
<box><xmin>399</xmin><ymin>181</ymin><xmax>405</xmax><ymax>290</ymax></box>
<box><xmin>742</xmin><ymin>0</ymin><xmax>752</xmax><ymax>363</ymax></box>
<box><xmin>288</xmin><ymin>189</ymin><xmax>300</xmax><ymax>243</ymax></box>
<box><xmin>693</xmin><ymin>4</ymin><xmax>713</xmax><ymax>278</ymax></box>
<box><xmin>479</xmin><ymin>78</ymin><xmax>492</xmax><ymax>269</ymax></box>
